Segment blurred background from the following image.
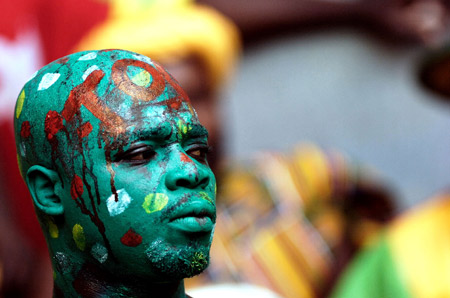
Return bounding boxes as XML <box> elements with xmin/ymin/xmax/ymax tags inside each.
<box><xmin>1</xmin><ymin>0</ymin><xmax>450</xmax><ymax>297</ymax></box>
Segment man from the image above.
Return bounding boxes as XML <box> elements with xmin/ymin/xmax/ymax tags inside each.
<box><xmin>13</xmin><ymin>49</ymin><xmax>216</xmax><ymax>297</ymax></box>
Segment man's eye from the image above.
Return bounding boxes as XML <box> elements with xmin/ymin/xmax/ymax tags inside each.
<box><xmin>116</xmin><ymin>146</ymin><xmax>156</xmax><ymax>165</ymax></box>
<box><xmin>186</xmin><ymin>146</ymin><xmax>211</xmax><ymax>163</ymax></box>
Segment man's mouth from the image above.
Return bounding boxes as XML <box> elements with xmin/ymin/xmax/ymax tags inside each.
<box><xmin>167</xmin><ymin>199</ymin><xmax>215</xmax><ymax>233</ymax></box>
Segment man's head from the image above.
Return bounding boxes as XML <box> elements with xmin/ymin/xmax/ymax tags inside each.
<box><xmin>14</xmin><ymin>50</ymin><xmax>216</xmax><ymax>290</ymax></box>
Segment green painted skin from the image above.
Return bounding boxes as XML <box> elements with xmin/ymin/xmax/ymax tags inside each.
<box><xmin>14</xmin><ymin>50</ymin><xmax>216</xmax><ymax>297</ymax></box>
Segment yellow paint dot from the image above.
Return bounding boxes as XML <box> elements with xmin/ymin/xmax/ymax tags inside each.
<box><xmin>131</xmin><ymin>70</ymin><xmax>151</xmax><ymax>87</ymax></box>
<box><xmin>142</xmin><ymin>193</ymin><xmax>169</xmax><ymax>214</ymax></box>
<box><xmin>53</xmin><ymin>271</ymin><xmax>57</xmax><ymax>280</ymax></box>
<box><xmin>72</xmin><ymin>224</ymin><xmax>86</xmax><ymax>251</ymax></box>
<box><xmin>48</xmin><ymin>218</ymin><xmax>59</xmax><ymax>238</ymax></box>
<box><xmin>15</xmin><ymin>89</ymin><xmax>25</xmax><ymax>119</ymax></box>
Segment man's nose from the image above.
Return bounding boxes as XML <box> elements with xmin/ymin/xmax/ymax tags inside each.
<box><xmin>164</xmin><ymin>148</ymin><xmax>210</xmax><ymax>191</ymax></box>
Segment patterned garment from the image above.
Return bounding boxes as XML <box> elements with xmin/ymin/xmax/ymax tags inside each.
<box><xmin>186</xmin><ymin>143</ymin><xmax>396</xmax><ymax>298</ymax></box>
<box><xmin>331</xmin><ymin>194</ymin><xmax>450</xmax><ymax>298</ymax></box>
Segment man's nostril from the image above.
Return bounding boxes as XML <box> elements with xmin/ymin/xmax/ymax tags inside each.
<box><xmin>175</xmin><ymin>179</ymin><xmax>192</xmax><ymax>188</ymax></box>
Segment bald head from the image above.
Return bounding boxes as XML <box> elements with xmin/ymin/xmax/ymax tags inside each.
<box><xmin>15</xmin><ymin>49</ymin><xmax>194</xmax><ymax>178</ymax></box>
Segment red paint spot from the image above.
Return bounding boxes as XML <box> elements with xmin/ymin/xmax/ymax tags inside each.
<box><xmin>71</xmin><ymin>175</ymin><xmax>84</xmax><ymax>200</ymax></box>
<box><xmin>77</xmin><ymin>122</ymin><xmax>93</xmax><ymax>138</ymax></box>
<box><xmin>167</xmin><ymin>97</ymin><xmax>182</xmax><ymax>110</ymax></box>
<box><xmin>61</xmin><ymin>91</ymin><xmax>82</xmax><ymax>123</ymax></box>
<box><xmin>180</xmin><ymin>153</ymin><xmax>191</xmax><ymax>163</ymax></box>
<box><xmin>120</xmin><ymin>228</ymin><xmax>142</xmax><ymax>247</ymax></box>
<box><xmin>20</xmin><ymin>121</ymin><xmax>31</xmax><ymax>138</ymax></box>
<box><xmin>56</xmin><ymin>56</ymin><xmax>69</xmax><ymax>64</ymax></box>
<box><xmin>44</xmin><ymin>111</ymin><xmax>63</xmax><ymax>141</ymax></box>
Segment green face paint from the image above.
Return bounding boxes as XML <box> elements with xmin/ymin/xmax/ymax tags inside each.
<box><xmin>14</xmin><ymin>49</ymin><xmax>216</xmax><ymax>296</ymax></box>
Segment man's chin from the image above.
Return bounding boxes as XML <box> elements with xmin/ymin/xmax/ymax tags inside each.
<box><xmin>145</xmin><ymin>238</ymin><xmax>210</xmax><ymax>280</ymax></box>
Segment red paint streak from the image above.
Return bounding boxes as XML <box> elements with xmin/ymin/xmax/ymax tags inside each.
<box><xmin>44</xmin><ymin>111</ymin><xmax>63</xmax><ymax>141</ymax></box>
<box><xmin>180</xmin><ymin>153</ymin><xmax>192</xmax><ymax>163</ymax></box>
<box><xmin>20</xmin><ymin>121</ymin><xmax>31</xmax><ymax>138</ymax></box>
<box><xmin>61</xmin><ymin>70</ymin><xmax>124</xmax><ymax>132</ymax></box>
<box><xmin>61</xmin><ymin>91</ymin><xmax>82</xmax><ymax>122</ymax></box>
<box><xmin>71</xmin><ymin>175</ymin><xmax>84</xmax><ymax>200</ymax></box>
<box><xmin>155</xmin><ymin>63</ymin><xmax>190</xmax><ymax>103</ymax></box>
<box><xmin>120</xmin><ymin>228</ymin><xmax>142</xmax><ymax>247</ymax></box>
<box><xmin>78</xmin><ymin>122</ymin><xmax>93</xmax><ymax>139</ymax></box>
<box><xmin>112</xmin><ymin>59</ymin><xmax>165</xmax><ymax>102</ymax></box>
<box><xmin>56</xmin><ymin>56</ymin><xmax>69</xmax><ymax>64</ymax></box>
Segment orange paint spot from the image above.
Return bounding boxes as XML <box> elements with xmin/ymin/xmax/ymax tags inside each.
<box><xmin>180</xmin><ymin>153</ymin><xmax>191</xmax><ymax>163</ymax></box>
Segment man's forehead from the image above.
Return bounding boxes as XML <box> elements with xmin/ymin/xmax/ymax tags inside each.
<box><xmin>118</xmin><ymin>107</ymin><xmax>207</xmax><ymax>141</ymax></box>
<box><xmin>23</xmin><ymin>50</ymin><xmax>196</xmax><ymax>137</ymax></box>
<box><xmin>24</xmin><ymin>49</ymin><xmax>192</xmax><ymax>120</ymax></box>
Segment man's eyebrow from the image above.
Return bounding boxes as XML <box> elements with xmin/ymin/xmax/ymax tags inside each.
<box><xmin>128</xmin><ymin>123</ymin><xmax>173</xmax><ymax>141</ymax></box>
<box><xmin>185</xmin><ymin>124</ymin><xmax>209</xmax><ymax>138</ymax></box>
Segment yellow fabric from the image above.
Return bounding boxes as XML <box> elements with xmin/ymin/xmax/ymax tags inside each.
<box><xmin>388</xmin><ymin>195</ymin><xmax>450</xmax><ymax>298</ymax></box>
<box><xmin>76</xmin><ymin>0</ymin><xmax>240</xmax><ymax>90</ymax></box>
<box><xmin>109</xmin><ymin>0</ymin><xmax>191</xmax><ymax>18</ymax></box>
<box><xmin>253</xmin><ymin>223</ymin><xmax>315</xmax><ymax>298</ymax></box>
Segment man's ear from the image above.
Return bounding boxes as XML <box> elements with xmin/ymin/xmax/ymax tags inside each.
<box><xmin>26</xmin><ymin>165</ymin><xmax>64</xmax><ymax>215</ymax></box>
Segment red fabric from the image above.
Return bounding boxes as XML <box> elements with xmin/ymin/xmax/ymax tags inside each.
<box><xmin>0</xmin><ymin>0</ymin><xmax>109</xmax><ymax>62</ymax></box>
<box><xmin>0</xmin><ymin>120</ymin><xmax>47</xmax><ymax>253</ymax></box>
<box><xmin>36</xmin><ymin>0</ymin><xmax>110</xmax><ymax>63</ymax></box>
<box><xmin>0</xmin><ymin>0</ymin><xmax>38</xmax><ymax>40</ymax></box>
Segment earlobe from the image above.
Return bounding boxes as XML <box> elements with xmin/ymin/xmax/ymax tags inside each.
<box><xmin>26</xmin><ymin>165</ymin><xmax>64</xmax><ymax>215</ymax></box>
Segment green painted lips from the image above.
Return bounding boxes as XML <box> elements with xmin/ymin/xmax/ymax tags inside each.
<box><xmin>167</xmin><ymin>199</ymin><xmax>215</xmax><ymax>233</ymax></box>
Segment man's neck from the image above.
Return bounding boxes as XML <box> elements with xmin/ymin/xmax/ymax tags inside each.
<box><xmin>52</xmin><ymin>262</ymin><xmax>187</xmax><ymax>298</ymax></box>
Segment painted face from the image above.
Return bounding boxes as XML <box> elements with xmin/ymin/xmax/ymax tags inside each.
<box><xmin>67</xmin><ymin>102</ymin><xmax>216</xmax><ymax>281</ymax></box>
<box><xmin>15</xmin><ymin>50</ymin><xmax>216</xmax><ymax>282</ymax></box>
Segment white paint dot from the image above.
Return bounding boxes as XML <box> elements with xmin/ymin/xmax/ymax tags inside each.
<box><xmin>20</xmin><ymin>142</ymin><xmax>26</xmax><ymax>157</ymax></box>
<box><xmin>91</xmin><ymin>243</ymin><xmax>108</xmax><ymax>263</ymax></box>
<box><xmin>78</xmin><ymin>52</ymin><xmax>97</xmax><ymax>61</ymax></box>
<box><xmin>82</xmin><ymin>65</ymin><xmax>100</xmax><ymax>81</ymax></box>
<box><xmin>107</xmin><ymin>189</ymin><xmax>132</xmax><ymax>216</ymax></box>
<box><xmin>38</xmin><ymin>73</ymin><xmax>60</xmax><ymax>90</ymax></box>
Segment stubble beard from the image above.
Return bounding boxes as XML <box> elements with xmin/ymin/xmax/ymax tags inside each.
<box><xmin>145</xmin><ymin>238</ymin><xmax>211</xmax><ymax>280</ymax></box>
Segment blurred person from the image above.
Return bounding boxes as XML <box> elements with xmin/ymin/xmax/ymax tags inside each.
<box><xmin>330</xmin><ymin>47</ymin><xmax>450</xmax><ymax>298</ymax></box>
<box><xmin>331</xmin><ymin>192</ymin><xmax>450</xmax><ymax>298</ymax></box>
<box><xmin>199</xmin><ymin>144</ymin><xmax>396</xmax><ymax>298</ymax></box>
